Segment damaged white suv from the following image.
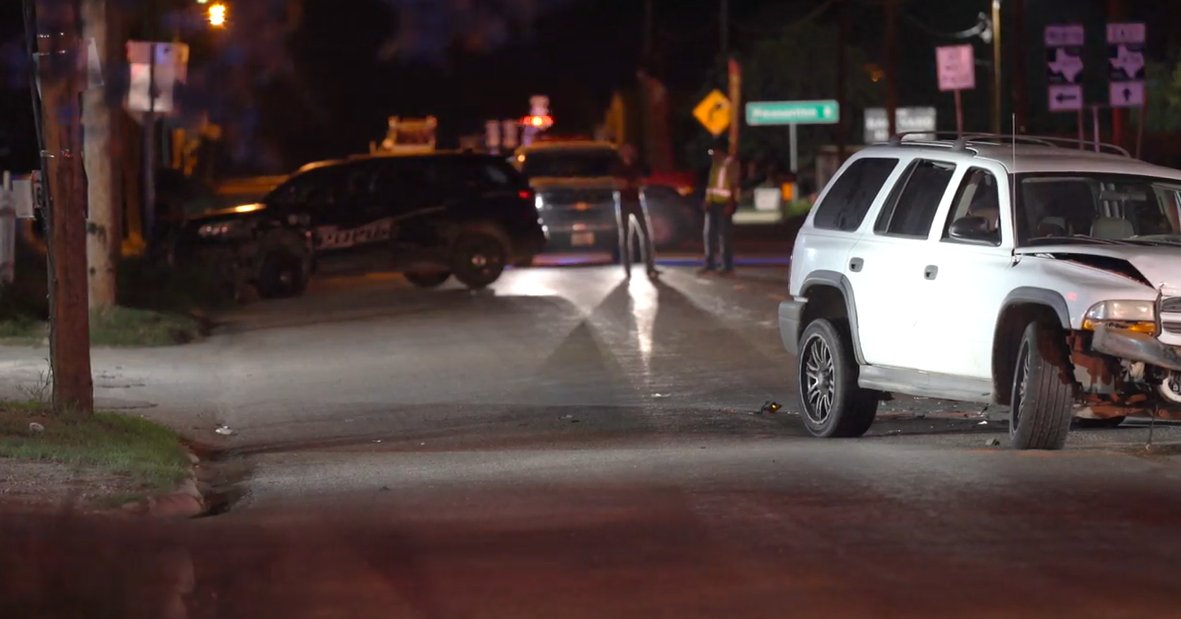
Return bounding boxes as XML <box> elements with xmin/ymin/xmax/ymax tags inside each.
<box><xmin>779</xmin><ymin>134</ymin><xmax>1181</xmax><ymax>449</ymax></box>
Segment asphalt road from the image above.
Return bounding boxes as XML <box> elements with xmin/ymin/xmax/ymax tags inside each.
<box><xmin>4</xmin><ymin>261</ymin><xmax>1181</xmax><ymax>618</ymax></box>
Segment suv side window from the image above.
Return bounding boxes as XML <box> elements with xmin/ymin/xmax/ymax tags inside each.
<box><xmin>942</xmin><ymin>168</ymin><xmax>1001</xmax><ymax>245</ymax></box>
<box><xmin>874</xmin><ymin>159</ymin><xmax>955</xmax><ymax>238</ymax></box>
<box><xmin>812</xmin><ymin>157</ymin><xmax>899</xmax><ymax>231</ymax></box>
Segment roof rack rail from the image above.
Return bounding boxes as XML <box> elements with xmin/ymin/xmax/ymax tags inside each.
<box><xmin>887</xmin><ymin>132</ymin><xmax>1131</xmax><ymax>157</ymax></box>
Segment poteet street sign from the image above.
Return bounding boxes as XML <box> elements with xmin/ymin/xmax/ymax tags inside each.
<box><xmin>745</xmin><ymin>100</ymin><xmax>839</xmax><ymax>126</ymax></box>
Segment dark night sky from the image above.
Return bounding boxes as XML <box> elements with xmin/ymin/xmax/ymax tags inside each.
<box><xmin>1</xmin><ymin>0</ymin><xmax>1180</xmax><ymax>174</ymax></box>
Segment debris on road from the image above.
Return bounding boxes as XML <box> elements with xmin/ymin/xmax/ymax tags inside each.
<box><xmin>757</xmin><ymin>401</ymin><xmax>781</xmax><ymax>416</ymax></box>
<box><xmin>977</xmin><ymin>420</ymin><xmax>989</xmax><ymax>426</ymax></box>
<box><xmin>985</xmin><ymin>438</ymin><xmax>1002</xmax><ymax>447</ymax></box>
<box><xmin>653</xmin><ymin>393</ymin><xmax>666</xmax><ymax>399</ymax></box>
<box><xmin>27</xmin><ymin>422</ymin><xmax>44</xmax><ymax>433</ymax></box>
<box><xmin>214</xmin><ymin>424</ymin><xmax>234</xmax><ymax>436</ymax></box>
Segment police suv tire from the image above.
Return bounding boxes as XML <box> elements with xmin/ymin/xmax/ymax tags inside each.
<box><xmin>257</xmin><ymin>250</ymin><xmax>308</xmax><ymax>299</ymax></box>
<box><xmin>404</xmin><ymin>270</ymin><xmax>450</xmax><ymax>288</ymax></box>
<box><xmin>797</xmin><ymin>319</ymin><xmax>878</xmax><ymax>438</ymax></box>
<box><xmin>451</xmin><ymin>233</ymin><xmax>507</xmax><ymax>289</ymax></box>
<box><xmin>1009</xmin><ymin>321</ymin><xmax>1075</xmax><ymax>450</ymax></box>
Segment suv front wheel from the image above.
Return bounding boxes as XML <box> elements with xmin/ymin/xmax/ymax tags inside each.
<box><xmin>1009</xmin><ymin>321</ymin><xmax>1075</xmax><ymax>450</ymax></box>
<box><xmin>798</xmin><ymin>319</ymin><xmax>878</xmax><ymax>438</ymax></box>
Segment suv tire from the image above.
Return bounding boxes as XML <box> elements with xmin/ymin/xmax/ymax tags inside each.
<box><xmin>404</xmin><ymin>270</ymin><xmax>450</xmax><ymax>288</ymax></box>
<box><xmin>256</xmin><ymin>249</ymin><xmax>308</xmax><ymax>299</ymax></box>
<box><xmin>451</xmin><ymin>232</ymin><xmax>507</xmax><ymax>289</ymax></box>
<box><xmin>798</xmin><ymin>319</ymin><xmax>878</xmax><ymax>438</ymax></box>
<box><xmin>1009</xmin><ymin>321</ymin><xmax>1075</xmax><ymax>450</ymax></box>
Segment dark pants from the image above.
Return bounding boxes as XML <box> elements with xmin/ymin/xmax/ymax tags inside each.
<box><xmin>704</xmin><ymin>202</ymin><xmax>734</xmax><ymax>271</ymax></box>
<box><xmin>616</xmin><ymin>198</ymin><xmax>656</xmax><ymax>276</ymax></box>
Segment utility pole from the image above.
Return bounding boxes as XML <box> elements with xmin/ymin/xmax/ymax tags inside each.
<box><xmin>1011</xmin><ymin>0</ymin><xmax>1027</xmax><ymax>133</ymax></box>
<box><xmin>643</xmin><ymin>0</ymin><xmax>654</xmax><ymax>69</ymax></box>
<box><xmin>884</xmin><ymin>0</ymin><xmax>898</xmax><ymax>137</ymax></box>
<box><xmin>31</xmin><ymin>0</ymin><xmax>95</xmax><ymax>415</ymax></box>
<box><xmin>1108</xmin><ymin>0</ymin><xmax>1125</xmax><ymax>147</ymax></box>
<box><xmin>836</xmin><ymin>0</ymin><xmax>849</xmax><ymax>160</ymax></box>
<box><xmin>81</xmin><ymin>0</ymin><xmax>116</xmax><ymax>309</ymax></box>
<box><xmin>719</xmin><ymin>0</ymin><xmax>729</xmax><ymax>58</ymax></box>
<box><xmin>991</xmin><ymin>0</ymin><xmax>1003</xmax><ymax>134</ymax></box>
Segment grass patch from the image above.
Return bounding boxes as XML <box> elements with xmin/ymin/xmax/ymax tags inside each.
<box><xmin>89</xmin><ymin>306</ymin><xmax>202</xmax><ymax>347</ymax></box>
<box><xmin>0</xmin><ymin>403</ymin><xmax>190</xmax><ymax>495</ymax></box>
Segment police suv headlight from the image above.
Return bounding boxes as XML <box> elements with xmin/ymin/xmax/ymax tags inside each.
<box><xmin>197</xmin><ymin>220</ymin><xmax>250</xmax><ymax>239</ymax></box>
<box><xmin>1083</xmin><ymin>300</ymin><xmax>1156</xmax><ymax>334</ymax></box>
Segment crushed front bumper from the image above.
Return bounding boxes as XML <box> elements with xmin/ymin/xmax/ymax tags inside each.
<box><xmin>1091</xmin><ymin>324</ymin><xmax>1181</xmax><ymax>372</ymax></box>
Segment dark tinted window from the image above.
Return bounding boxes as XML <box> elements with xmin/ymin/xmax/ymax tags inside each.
<box><xmin>875</xmin><ymin>160</ymin><xmax>955</xmax><ymax>238</ymax></box>
<box><xmin>268</xmin><ymin>166</ymin><xmax>348</xmax><ymax>207</ymax></box>
<box><xmin>813</xmin><ymin>157</ymin><xmax>898</xmax><ymax>231</ymax></box>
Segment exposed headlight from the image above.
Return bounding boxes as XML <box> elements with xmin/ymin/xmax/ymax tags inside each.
<box><xmin>1083</xmin><ymin>300</ymin><xmax>1156</xmax><ymax>334</ymax></box>
<box><xmin>534</xmin><ymin>194</ymin><xmax>545</xmax><ymax>211</ymax></box>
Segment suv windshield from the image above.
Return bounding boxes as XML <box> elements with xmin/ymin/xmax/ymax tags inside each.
<box><xmin>1016</xmin><ymin>173</ymin><xmax>1181</xmax><ymax>246</ymax></box>
<box><xmin>520</xmin><ymin>148</ymin><xmax>619</xmax><ymax>178</ymax></box>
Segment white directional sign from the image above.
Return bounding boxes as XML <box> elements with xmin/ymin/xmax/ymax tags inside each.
<box><xmin>936</xmin><ymin>45</ymin><xmax>975</xmax><ymax>92</ymax></box>
<box><xmin>863</xmin><ymin>107</ymin><xmax>936</xmax><ymax>143</ymax></box>
<box><xmin>1044</xmin><ymin>24</ymin><xmax>1084</xmax><ymax>112</ymax></box>
<box><xmin>1107</xmin><ymin>22</ymin><xmax>1146</xmax><ymax>108</ymax></box>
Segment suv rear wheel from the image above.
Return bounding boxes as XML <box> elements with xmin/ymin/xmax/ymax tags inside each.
<box><xmin>404</xmin><ymin>269</ymin><xmax>450</xmax><ymax>288</ymax></box>
<box><xmin>452</xmin><ymin>232</ymin><xmax>507</xmax><ymax>289</ymax></box>
<box><xmin>1009</xmin><ymin>321</ymin><xmax>1075</xmax><ymax>449</ymax></box>
<box><xmin>798</xmin><ymin>319</ymin><xmax>878</xmax><ymax>438</ymax></box>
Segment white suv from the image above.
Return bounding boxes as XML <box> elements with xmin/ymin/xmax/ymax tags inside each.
<box><xmin>779</xmin><ymin>134</ymin><xmax>1181</xmax><ymax>449</ymax></box>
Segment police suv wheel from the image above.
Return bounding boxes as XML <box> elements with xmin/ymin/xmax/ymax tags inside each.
<box><xmin>404</xmin><ymin>269</ymin><xmax>451</xmax><ymax>288</ymax></box>
<box><xmin>452</xmin><ymin>233</ymin><xmax>506</xmax><ymax>289</ymax></box>
<box><xmin>257</xmin><ymin>250</ymin><xmax>308</xmax><ymax>299</ymax></box>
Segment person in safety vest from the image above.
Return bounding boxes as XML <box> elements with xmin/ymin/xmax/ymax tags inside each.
<box><xmin>700</xmin><ymin>143</ymin><xmax>739</xmax><ymax>275</ymax></box>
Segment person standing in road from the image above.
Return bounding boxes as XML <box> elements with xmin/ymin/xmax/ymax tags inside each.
<box><xmin>701</xmin><ymin>144</ymin><xmax>738</xmax><ymax>275</ymax></box>
<box><xmin>613</xmin><ymin>144</ymin><xmax>660</xmax><ymax>279</ymax></box>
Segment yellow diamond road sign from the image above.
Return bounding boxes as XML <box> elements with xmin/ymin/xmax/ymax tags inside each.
<box><xmin>693</xmin><ymin>89</ymin><xmax>731</xmax><ymax>136</ymax></box>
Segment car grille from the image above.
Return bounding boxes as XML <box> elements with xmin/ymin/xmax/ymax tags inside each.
<box><xmin>1161</xmin><ymin>298</ymin><xmax>1181</xmax><ymax>335</ymax></box>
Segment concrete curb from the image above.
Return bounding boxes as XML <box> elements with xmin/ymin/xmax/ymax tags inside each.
<box><xmin>120</xmin><ymin>449</ymin><xmax>208</xmax><ymax>519</ymax></box>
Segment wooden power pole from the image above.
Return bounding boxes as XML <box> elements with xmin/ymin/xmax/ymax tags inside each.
<box><xmin>81</xmin><ymin>0</ymin><xmax>117</xmax><ymax>309</ymax></box>
<box><xmin>31</xmin><ymin>0</ymin><xmax>95</xmax><ymax>415</ymax></box>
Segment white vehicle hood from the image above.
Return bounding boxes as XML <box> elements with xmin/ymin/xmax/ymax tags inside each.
<box><xmin>1016</xmin><ymin>244</ymin><xmax>1181</xmax><ymax>293</ymax></box>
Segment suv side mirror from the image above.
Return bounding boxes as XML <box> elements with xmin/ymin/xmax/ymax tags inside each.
<box><xmin>948</xmin><ymin>216</ymin><xmax>999</xmax><ymax>244</ymax></box>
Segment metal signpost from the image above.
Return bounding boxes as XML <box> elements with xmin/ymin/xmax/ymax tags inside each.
<box><xmin>935</xmin><ymin>44</ymin><xmax>975</xmax><ymax>136</ymax></box>
<box><xmin>744</xmin><ymin>100</ymin><xmax>840</xmax><ymax>173</ymax></box>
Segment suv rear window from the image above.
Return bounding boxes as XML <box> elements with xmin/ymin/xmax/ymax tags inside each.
<box><xmin>875</xmin><ymin>159</ymin><xmax>955</xmax><ymax>238</ymax></box>
<box><xmin>813</xmin><ymin>157</ymin><xmax>898</xmax><ymax>231</ymax></box>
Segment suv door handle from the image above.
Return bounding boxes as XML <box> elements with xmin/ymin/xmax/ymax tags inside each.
<box><xmin>849</xmin><ymin>257</ymin><xmax>864</xmax><ymax>272</ymax></box>
<box><xmin>924</xmin><ymin>265</ymin><xmax>939</xmax><ymax>280</ymax></box>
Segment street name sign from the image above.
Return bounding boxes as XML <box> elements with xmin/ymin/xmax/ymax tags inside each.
<box><xmin>745</xmin><ymin>100</ymin><xmax>839</xmax><ymax>126</ymax></box>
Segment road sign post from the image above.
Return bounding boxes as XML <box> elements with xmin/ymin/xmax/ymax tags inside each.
<box><xmin>936</xmin><ymin>45</ymin><xmax>975</xmax><ymax>136</ymax></box>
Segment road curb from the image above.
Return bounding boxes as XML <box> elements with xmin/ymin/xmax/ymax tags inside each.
<box><xmin>119</xmin><ymin>448</ymin><xmax>208</xmax><ymax>519</ymax></box>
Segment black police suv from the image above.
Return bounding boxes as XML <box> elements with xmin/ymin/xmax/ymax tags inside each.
<box><xmin>177</xmin><ymin>153</ymin><xmax>547</xmax><ymax>297</ymax></box>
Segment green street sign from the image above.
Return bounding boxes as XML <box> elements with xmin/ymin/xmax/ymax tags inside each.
<box><xmin>745</xmin><ymin>100</ymin><xmax>840</xmax><ymax>125</ymax></box>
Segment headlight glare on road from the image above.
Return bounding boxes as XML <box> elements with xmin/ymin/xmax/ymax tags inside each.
<box><xmin>1083</xmin><ymin>300</ymin><xmax>1156</xmax><ymax>333</ymax></box>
